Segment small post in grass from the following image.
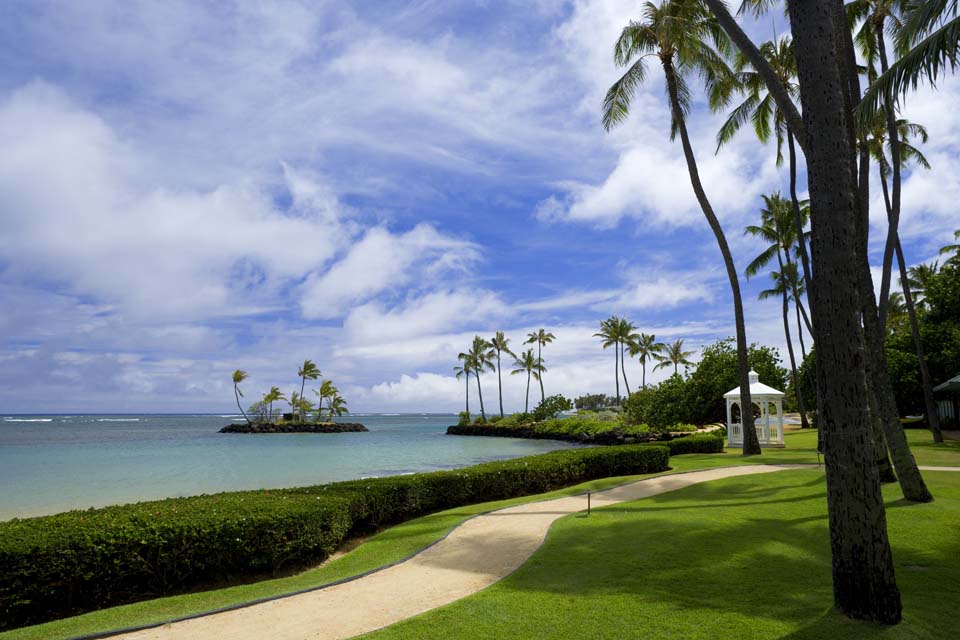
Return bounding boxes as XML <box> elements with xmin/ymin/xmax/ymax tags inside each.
<box><xmin>587</xmin><ymin>491</ymin><xmax>591</xmax><ymax>516</ymax></box>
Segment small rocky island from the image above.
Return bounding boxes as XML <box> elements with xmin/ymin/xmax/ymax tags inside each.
<box><xmin>220</xmin><ymin>422</ymin><xmax>368</xmax><ymax>434</ymax></box>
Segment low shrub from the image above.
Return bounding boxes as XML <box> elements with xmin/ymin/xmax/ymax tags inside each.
<box><xmin>457</xmin><ymin>411</ymin><xmax>471</xmax><ymax>426</ymax></box>
<box><xmin>665</xmin><ymin>433</ymin><xmax>725</xmax><ymax>455</ymax></box>
<box><xmin>0</xmin><ymin>445</ymin><xmax>669</xmax><ymax>630</ymax></box>
<box><xmin>531</xmin><ymin>394</ymin><xmax>573</xmax><ymax>421</ymax></box>
<box><xmin>497</xmin><ymin>412</ymin><xmax>533</xmax><ymax>427</ymax></box>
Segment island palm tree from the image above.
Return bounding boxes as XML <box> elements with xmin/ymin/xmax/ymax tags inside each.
<box><xmin>594</xmin><ymin>317</ymin><xmax>623</xmax><ymax>403</ymax></box>
<box><xmin>232</xmin><ymin>369</ymin><xmax>251</xmax><ymax>425</ymax></box>
<box><xmin>655</xmin><ymin>338</ymin><xmax>695</xmax><ymax>375</ymax></box>
<box><xmin>467</xmin><ymin>336</ymin><xmax>495</xmax><ymax>421</ymax></box>
<box><xmin>511</xmin><ymin>348</ymin><xmax>544</xmax><ymax>414</ymax></box>
<box><xmin>603</xmin><ymin>0</ymin><xmax>759</xmax><ymax>454</ymax></box>
<box><xmin>297</xmin><ymin>360</ymin><xmax>321</xmax><ymax>422</ymax></box>
<box><xmin>745</xmin><ymin>193</ymin><xmax>811</xmax><ymax>430</ymax></box>
<box><xmin>628</xmin><ymin>333</ymin><xmax>665</xmax><ymax>388</ymax></box>
<box><xmin>453</xmin><ymin>359</ymin><xmax>471</xmax><ymax>416</ymax></box>
<box><xmin>490</xmin><ymin>331</ymin><xmax>516</xmax><ymax>417</ymax></box>
<box><xmin>264</xmin><ymin>386</ymin><xmax>285</xmax><ymax>422</ymax></box>
<box><xmin>328</xmin><ymin>394</ymin><xmax>348</xmax><ymax>417</ymax></box>
<box><xmin>524</xmin><ymin>329</ymin><xmax>556</xmax><ymax>403</ymax></box>
<box><xmin>313</xmin><ymin>380</ymin><xmax>337</xmax><ymax>421</ymax></box>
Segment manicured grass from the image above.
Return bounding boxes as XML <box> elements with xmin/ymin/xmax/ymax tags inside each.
<box><xmin>364</xmin><ymin>470</ymin><xmax>960</xmax><ymax>640</ymax></box>
<box><xmin>3</xmin><ymin>428</ymin><xmax>954</xmax><ymax>640</ymax></box>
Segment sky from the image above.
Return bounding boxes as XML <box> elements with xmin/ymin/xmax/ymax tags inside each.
<box><xmin>0</xmin><ymin>0</ymin><xmax>957</xmax><ymax>414</ymax></box>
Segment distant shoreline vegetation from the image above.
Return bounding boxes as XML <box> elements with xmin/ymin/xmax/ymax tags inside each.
<box><xmin>220</xmin><ymin>422</ymin><xmax>368</xmax><ymax>434</ymax></box>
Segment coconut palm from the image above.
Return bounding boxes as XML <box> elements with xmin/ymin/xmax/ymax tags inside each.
<box><xmin>655</xmin><ymin>338</ymin><xmax>695</xmax><ymax>375</ymax></box>
<box><xmin>594</xmin><ymin>317</ymin><xmax>623</xmax><ymax>403</ymax></box>
<box><xmin>297</xmin><ymin>360</ymin><xmax>321</xmax><ymax>422</ymax></box>
<box><xmin>858</xmin><ymin>0</ymin><xmax>960</xmax><ymax>121</ymax></box>
<box><xmin>603</xmin><ymin>0</ymin><xmax>759</xmax><ymax>453</ymax></box>
<box><xmin>886</xmin><ymin>291</ymin><xmax>908</xmax><ymax>333</ymax></box>
<box><xmin>328</xmin><ymin>394</ymin><xmax>349</xmax><ymax>417</ymax></box>
<box><xmin>906</xmin><ymin>261</ymin><xmax>940</xmax><ymax>307</ymax></box>
<box><xmin>490</xmin><ymin>331</ymin><xmax>516</xmax><ymax>417</ymax></box>
<box><xmin>453</xmin><ymin>360</ymin><xmax>471</xmax><ymax>416</ymax></box>
<box><xmin>940</xmin><ymin>230</ymin><xmax>960</xmax><ymax>263</ymax></box>
<box><xmin>232</xmin><ymin>370</ymin><xmax>252</xmax><ymax>424</ymax></box>
<box><xmin>467</xmin><ymin>336</ymin><xmax>495</xmax><ymax>421</ymax></box>
<box><xmin>713</xmin><ymin>34</ymin><xmax>813</xmax><ymax>295</ymax></box>
<box><xmin>511</xmin><ymin>348</ymin><xmax>544</xmax><ymax>414</ymax></box>
<box><xmin>745</xmin><ymin>193</ymin><xmax>812</xmax><ymax>430</ymax></box>
<box><xmin>617</xmin><ymin>317</ymin><xmax>640</xmax><ymax>396</ymax></box>
<box><xmin>628</xmin><ymin>333</ymin><xmax>665</xmax><ymax>388</ymax></box>
<box><xmin>263</xmin><ymin>386</ymin><xmax>285</xmax><ymax>422</ymax></box>
<box><xmin>313</xmin><ymin>380</ymin><xmax>337</xmax><ymax>421</ymax></box>
<box><xmin>524</xmin><ymin>329</ymin><xmax>556</xmax><ymax>403</ymax></box>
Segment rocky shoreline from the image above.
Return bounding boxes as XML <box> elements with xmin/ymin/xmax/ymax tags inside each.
<box><xmin>446</xmin><ymin>424</ymin><xmax>684</xmax><ymax>446</ymax></box>
<box><xmin>220</xmin><ymin>422</ymin><xmax>368</xmax><ymax>434</ymax></box>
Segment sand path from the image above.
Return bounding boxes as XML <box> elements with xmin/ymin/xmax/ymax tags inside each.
<box><xmin>115</xmin><ymin>464</ymin><xmax>819</xmax><ymax>640</ymax></box>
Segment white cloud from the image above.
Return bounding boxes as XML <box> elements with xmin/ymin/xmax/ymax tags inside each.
<box><xmin>343</xmin><ymin>289</ymin><xmax>503</xmax><ymax>342</ymax></box>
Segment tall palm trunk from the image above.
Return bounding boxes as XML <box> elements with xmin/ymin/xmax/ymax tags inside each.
<box><xmin>613</xmin><ymin>338</ymin><xmax>621</xmax><ymax>403</ymax></box>
<box><xmin>496</xmin><ymin>352</ymin><xmax>505</xmax><ymax>418</ymax></box>
<box><xmin>299</xmin><ymin>376</ymin><xmax>307</xmax><ymax>423</ymax></box>
<box><xmin>787</xmin><ymin>1</ymin><xmax>901</xmax><ymax>621</ymax></box>
<box><xmin>234</xmin><ymin>385</ymin><xmax>251</xmax><ymax>425</ymax></box>
<box><xmin>537</xmin><ymin>342</ymin><xmax>545</xmax><ymax>403</ymax></box>
<box><xmin>878</xmin><ymin>169</ymin><xmax>944</xmax><ymax>443</ymax></box>
<box><xmin>465</xmin><ymin>374</ymin><xmax>470</xmax><ymax>415</ymax></box>
<box><xmin>794</xmin><ymin>294</ymin><xmax>807</xmax><ymax>360</ymax></box>
<box><xmin>641</xmin><ymin>360</ymin><xmax>647</xmax><ymax>389</ymax></box>
<box><xmin>475</xmin><ymin>370</ymin><xmax>486</xmax><ymax>421</ymax></box>
<box><xmin>662</xmin><ymin>56</ymin><xmax>758</xmax><ymax>455</ymax></box>
<box><xmin>620</xmin><ymin>341</ymin><xmax>632</xmax><ymax>396</ymax></box>
<box><xmin>525</xmin><ymin>371</ymin><xmax>531</xmax><ymax>413</ymax></box>
<box><xmin>777</xmin><ymin>252</ymin><xmax>810</xmax><ymax>430</ymax></box>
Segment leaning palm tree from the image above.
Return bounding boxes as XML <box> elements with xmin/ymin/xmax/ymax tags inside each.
<box><xmin>453</xmin><ymin>360</ymin><xmax>471</xmax><ymax>416</ymax></box>
<box><xmin>603</xmin><ymin>0</ymin><xmax>759</xmax><ymax>453</ymax></box>
<box><xmin>655</xmin><ymin>338</ymin><xmax>695</xmax><ymax>375</ymax></box>
<box><xmin>524</xmin><ymin>329</ymin><xmax>556</xmax><ymax>403</ymax></box>
<box><xmin>328</xmin><ymin>394</ymin><xmax>349</xmax><ymax>417</ymax></box>
<box><xmin>594</xmin><ymin>317</ymin><xmax>623</xmax><ymax>403</ymax></box>
<box><xmin>617</xmin><ymin>317</ymin><xmax>640</xmax><ymax>396</ymax></box>
<box><xmin>628</xmin><ymin>333</ymin><xmax>665</xmax><ymax>388</ymax></box>
<box><xmin>511</xmin><ymin>348</ymin><xmax>544</xmax><ymax>414</ymax></box>
<box><xmin>468</xmin><ymin>336</ymin><xmax>495</xmax><ymax>421</ymax></box>
<box><xmin>313</xmin><ymin>380</ymin><xmax>337</xmax><ymax>421</ymax></box>
<box><xmin>745</xmin><ymin>193</ymin><xmax>811</xmax><ymax>430</ymax></box>
<box><xmin>264</xmin><ymin>386</ymin><xmax>285</xmax><ymax>422</ymax></box>
<box><xmin>297</xmin><ymin>360</ymin><xmax>321</xmax><ymax>422</ymax></box>
<box><xmin>231</xmin><ymin>370</ymin><xmax>252</xmax><ymax>424</ymax></box>
<box><xmin>490</xmin><ymin>332</ymin><xmax>516</xmax><ymax>418</ymax></box>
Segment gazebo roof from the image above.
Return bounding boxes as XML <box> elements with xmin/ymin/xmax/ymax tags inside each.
<box><xmin>933</xmin><ymin>373</ymin><xmax>960</xmax><ymax>393</ymax></box>
<box><xmin>723</xmin><ymin>370</ymin><xmax>784</xmax><ymax>399</ymax></box>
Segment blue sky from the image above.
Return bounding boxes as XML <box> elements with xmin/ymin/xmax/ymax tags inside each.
<box><xmin>1</xmin><ymin>0</ymin><xmax>957</xmax><ymax>413</ymax></box>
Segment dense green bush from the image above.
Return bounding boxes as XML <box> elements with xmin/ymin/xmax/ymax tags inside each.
<box><xmin>574</xmin><ymin>393</ymin><xmax>616</xmax><ymax>410</ymax></box>
<box><xmin>622</xmin><ymin>374</ymin><xmax>690</xmax><ymax>431</ymax></box>
<box><xmin>532</xmin><ymin>416</ymin><xmax>649</xmax><ymax>438</ymax></box>
<box><xmin>665</xmin><ymin>433</ymin><xmax>725</xmax><ymax>455</ymax></box>
<box><xmin>496</xmin><ymin>412</ymin><xmax>532</xmax><ymax>427</ymax></box>
<box><xmin>457</xmin><ymin>411</ymin><xmax>471</xmax><ymax>426</ymax></box>
<box><xmin>532</xmin><ymin>394</ymin><xmax>574</xmax><ymax>421</ymax></box>
<box><xmin>0</xmin><ymin>445</ymin><xmax>669</xmax><ymax>630</ymax></box>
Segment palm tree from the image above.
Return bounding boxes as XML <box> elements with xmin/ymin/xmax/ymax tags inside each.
<box><xmin>313</xmin><ymin>380</ymin><xmax>337</xmax><ymax>421</ymax></box>
<box><xmin>511</xmin><ymin>348</ymin><xmax>544</xmax><ymax>414</ymax></box>
<box><xmin>886</xmin><ymin>291</ymin><xmax>907</xmax><ymax>334</ymax></box>
<box><xmin>467</xmin><ymin>336</ymin><xmax>495</xmax><ymax>421</ymax></box>
<box><xmin>328</xmin><ymin>394</ymin><xmax>349</xmax><ymax>417</ymax></box>
<box><xmin>618</xmin><ymin>317</ymin><xmax>640</xmax><ymax>396</ymax></box>
<box><xmin>858</xmin><ymin>0</ymin><xmax>960</xmax><ymax>121</ymax></box>
<box><xmin>628</xmin><ymin>333</ymin><xmax>665</xmax><ymax>388</ymax></box>
<box><xmin>594</xmin><ymin>317</ymin><xmax>623</xmax><ymax>403</ymax></box>
<box><xmin>297</xmin><ymin>360</ymin><xmax>321</xmax><ymax>422</ymax></box>
<box><xmin>906</xmin><ymin>261</ymin><xmax>940</xmax><ymax>308</ymax></box>
<box><xmin>490</xmin><ymin>331</ymin><xmax>516</xmax><ymax>418</ymax></box>
<box><xmin>453</xmin><ymin>360</ymin><xmax>471</xmax><ymax>416</ymax></box>
<box><xmin>264</xmin><ymin>386</ymin><xmax>285</xmax><ymax>422</ymax></box>
<box><xmin>524</xmin><ymin>329</ymin><xmax>556</xmax><ymax>403</ymax></box>
<box><xmin>232</xmin><ymin>370</ymin><xmax>252</xmax><ymax>424</ymax></box>
<box><xmin>603</xmin><ymin>0</ymin><xmax>760</xmax><ymax>454</ymax></box>
<box><xmin>940</xmin><ymin>230</ymin><xmax>960</xmax><ymax>264</ymax></box>
<box><xmin>655</xmin><ymin>338</ymin><xmax>695</xmax><ymax>375</ymax></box>
<box><xmin>745</xmin><ymin>193</ymin><xmax>812</xmax><ymax>430</ymax></box>
<box><xmin>714</xmin><ymin>34</ymin><xmax>813</xmax><ymax>297</ymax></box>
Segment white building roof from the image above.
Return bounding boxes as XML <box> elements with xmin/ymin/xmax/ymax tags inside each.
<box><xmin>934</xmin><ymin>373</ymin><xmax>960</xmax><ymax>393</ymax></box>
<box><xmin>724</xmin><ymin>370</ymin><xmax>785</xmax><ymax>399</ymax></box>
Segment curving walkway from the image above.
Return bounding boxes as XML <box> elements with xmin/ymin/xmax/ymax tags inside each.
<box><xmin>115</xmin><ymin>464</ymin><xmax>819</xmax><ymax>640</ymax></box>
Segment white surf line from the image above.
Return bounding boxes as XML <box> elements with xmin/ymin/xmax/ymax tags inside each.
<box><xmin>114</xmin><ymin>464</ymin><xmax>810</xmax><ymax>640</ymax></box>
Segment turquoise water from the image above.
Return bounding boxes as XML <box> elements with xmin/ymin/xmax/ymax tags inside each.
<box><xmin>0</xmin><ymin>414</ymin><xmax>578</xmax><ymax>520</ymax></box>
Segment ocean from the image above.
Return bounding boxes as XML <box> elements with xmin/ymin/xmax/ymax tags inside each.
<box><xmin>0</xmin><ymin>413</ymin><xmax>578</xmax><ymax>520</ymax></box>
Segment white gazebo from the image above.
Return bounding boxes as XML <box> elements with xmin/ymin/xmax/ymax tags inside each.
<box><xmin>724</xmin><ymin>370</ymin><xmax>785</xmax><ymax>447</ymax></box>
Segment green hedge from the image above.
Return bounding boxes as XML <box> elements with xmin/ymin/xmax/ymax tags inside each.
<box><xmin>0</xmin><ymin>445</ymin><xmax>669</xmax><ymax>630</ymax></box>
<box><xmin>665</xmin><ymin>433</ymin><xmax>725</xmax><ymax>455</ymax></box>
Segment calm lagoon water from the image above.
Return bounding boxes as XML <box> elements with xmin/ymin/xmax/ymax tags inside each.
<box><xmin>0</xmin><ymin>413</ymin><xmax>578</xmax><ymax>520</ymax></box>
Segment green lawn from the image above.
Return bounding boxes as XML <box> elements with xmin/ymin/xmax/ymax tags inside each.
<box><xmin>364</xmin><ymin>469</ymin><xmax>960</xmax><ymax>640</ymax></box>
<box><xmin>3</xmin><ymin>428</ymin><xmax>955</xmax><ymax>640</ymax></box>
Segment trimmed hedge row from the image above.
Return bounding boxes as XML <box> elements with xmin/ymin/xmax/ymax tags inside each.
<box><xmin>664</xmin><ymin>433</ymin><xmax>726</xmax><ymax>455</ymax></box>
<box><xmin>0</xmin><ymin>444</ymin><xmax>669</xmax><ymax>630</ymax></box>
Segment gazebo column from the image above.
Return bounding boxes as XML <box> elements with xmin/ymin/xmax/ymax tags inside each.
<box><xmin>726</xmin><ymin>399</ymin><xmax>733</xmax><ymax>446</ymax></box>
<box><xmin>776</xmin><ymin>398</ymin><xmax>784</xmax><ymax>445</ymax></box>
